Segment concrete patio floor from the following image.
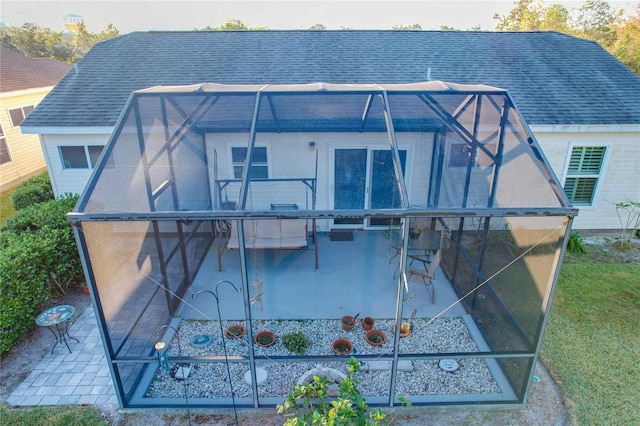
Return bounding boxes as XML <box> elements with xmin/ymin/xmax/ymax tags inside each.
<box><xmin>180</xmin><ymin>230</ymin><xmax>466</xmax><ymax>321</ymax></box>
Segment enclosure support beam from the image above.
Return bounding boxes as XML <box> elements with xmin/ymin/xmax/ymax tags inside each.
<box><xmin>418</xmin><ymin>94</ymin><xmax>497</xmax><ymax>162</ymax></box>
<box><xmin>388</xmin><ymin>217</ymin><xmax>412</xmax><ymax>406</ymax></box>
<box><xmin>487</xmin><ymin>98</ymin><xmax>510</xmax><ymax>208</ymax></box>
<box><xmin>133</xmin><ymin>98</ymin><xmax>175</xmax><ymax>314</ymax></box>
<box><xmin>461</xmin><ymin>95</ymin><xmax>482</xmax><ymax>208</ymax></box>
<box><xmin>236</xmin><ymin>221</ymin><xmax>260</xmax><ymax>408</ymax></box>
<box><xmin>381</xmin><ymin>91</ymin><xmax>409</xmax><ymax>208</ymax></box>
<box><xmin>238</xmin><ymin>92</ymin><xmax>262</xmax><ymax>210</ymax></box>
<box><xmin>265</xmin><ymin>95</ymin><xmax>281</xmax><ymax>133</ymax></box>
<box><xmin>359</xmin><ymin>94</ymin><xmax>373</xmax><ymax>133</ymax></box>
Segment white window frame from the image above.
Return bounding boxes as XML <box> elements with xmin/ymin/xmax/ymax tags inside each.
<box><xmin>228</xmin><ymin>145</ymin><xmax>270</xmax><ymax>179</ymax></box>
<box><xmin>8</xmin><ymin>105</ymin><xmax>35</xmax><ymax>128</ymax></box>
<box><xmin>59</xmin><ymin>145</ymin><xmax>105</xmax><ymax>170</ymax></box>
<box><xmin>561</xmin><ymin>143</ymin><xmax>610</xmax><ymax>207</ymax></box>
<box><xmin>0</xmin><ymin>123</ymin><xmax>11</xmax><ymax>166</ymax></box>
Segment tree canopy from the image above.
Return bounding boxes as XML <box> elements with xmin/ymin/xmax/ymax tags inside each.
<box><xmin>494</xmin><ymin>0</ymin><xmax>638</xmax><ymax>73</ymax></box>
<box><xmin>1</xmin><ymin>23</ymin><xmax>119</xmax><ymax>63</ymax></box>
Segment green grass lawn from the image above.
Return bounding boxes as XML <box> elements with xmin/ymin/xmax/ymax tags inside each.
<box><xmin>0</xmin><ymin>404</ymin><xmax>107</xmax><ymax>425</ymax></box>
<box><xmin>0</xmin><ymin>189</ymin><xmax>15</xmax><ymax>227</ymax></box>
<box><xmin>542</xmin><ymin>261</ymin><xmax>640</xmax><ymax>425</ymax></box>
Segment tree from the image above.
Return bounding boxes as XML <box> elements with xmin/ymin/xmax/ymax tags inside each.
<box><xmin>392</xmin><ymin>23</ymin><xmax>422</xmax><ymax>30</ymax></box>
<box><xmin>494</xmin><ymin>0</ymin><xmax>546</xmax><ymax>30</ymax></box>
<box><xmin>1</xmin><ymin>24</ymin><xmax>62</xmax><ymax>59</ymax></box>
<box><xmin>63</xmin><ymin>23</ymin><xmax>119</xmax><ymax>62</ymax></box>
<box><xmin>540</xmin><ymin>4</ymin><xmax>572</xmax><ymax>32</ymax></box>
<box><xmin>308</xmin><ymin>23</ymin><xmax>327</xmax><ymax>30</ymax></box>
<box><xmin>217</xmin><ymin>18</ymin><xmax>248</xmax><ymax>30</ymax></box>
<box><xmin>494</xmin><ymin>0</ymin><xmax>636</xmax><ymax>74</ymax></box>
<box><xmin>573</xmin><ymin>0</ymin><xmax>623</xmax><ymax>48</ymax></box>
<box><xmin>611</xmin><ymin>4</ymin><xmax>640</xmax><ymax>74</ymax></box>
<box><xmin>198</xmin><ymin>19</ymin><xmax>268</xmax><ymax>31</ymax></box>
<box><xmin>1</xmin><ymin>22</ymin><xmax>119</xmax><ymax>63</ymax></box>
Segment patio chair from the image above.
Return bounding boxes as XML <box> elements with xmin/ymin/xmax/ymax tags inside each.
<box><xmin>405</xmin><ymin>249</ymin><xmax>441</xmax><ymax>303</ymax></box>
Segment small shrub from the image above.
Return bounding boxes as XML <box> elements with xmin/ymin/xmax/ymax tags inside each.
<box><xmin>614</xmin><ymin>201</ymin><xmax>640</xmax><ymax>245</ymax></box>
<box><xmin>11</xmin><ymin>173</ymin><xmax>54</xmax><ymax>210</ymax></box>
<box><xmin>277</xmin><ymin>357</ymin><xmax>387</xmax><ymax>425</ymax></box>
<box><xmin>567</xmin><ymin>232</ymin><xmax>587</xmax><ymax>254</ymax></box>
<box><xmin>282</xmin><ymin>331</ymin><xmax>311</xmax><ymax>355</ymax></box>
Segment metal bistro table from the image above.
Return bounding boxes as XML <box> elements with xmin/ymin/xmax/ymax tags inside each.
<box><xmin>35</xmin><ymin>305</ymin><xmax>79</xmax><ymax>354</ymax></box>
<box><xmin>389</xmin><ymin>228</ymin><xmax>442</xmax><ymax>277</ymax></box>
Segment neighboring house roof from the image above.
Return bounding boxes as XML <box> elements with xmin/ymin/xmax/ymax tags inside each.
<box><xmin>21</xmin><ymin>30</ymin><xmax>640</xmax><ymax>129</ymax></box>
<box><xmin>0</xmin><ymin>47</ymin><xmax>72</xmax><ymax>93</ymax></box>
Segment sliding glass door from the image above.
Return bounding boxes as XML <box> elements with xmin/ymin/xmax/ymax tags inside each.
<box><xmin>333</xmin><ymin>148</ymin><xmax>407</xmax><ymax>227</ymax></box>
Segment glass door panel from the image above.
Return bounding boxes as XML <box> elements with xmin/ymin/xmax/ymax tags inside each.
<box><xmin>369</xmin><ymin>150</ymin><xmax>406</xmax><ymax>227</ymax></box>
<box><xmin>334</xmin><ymin>148</ymin><xmax>367</xmax><ymax>225</ymax></box>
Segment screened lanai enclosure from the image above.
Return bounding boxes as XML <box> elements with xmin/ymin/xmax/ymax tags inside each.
<box><xmin>69</xmin><ymin>82</ymin><xmax>576</xmax><ymax>409</ymax></box>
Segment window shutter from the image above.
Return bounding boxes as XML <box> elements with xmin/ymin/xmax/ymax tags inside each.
<box><xmin>568</xmin><ymin>147</ymin><xmax>605</xmax><ymax>175</ymax></box>
<box><xmin>570</xmin><ymin>178</ymin><xmax>597</xmax><ymax>204</ymax></box>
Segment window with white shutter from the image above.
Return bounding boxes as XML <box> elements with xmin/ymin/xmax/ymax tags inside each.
<box><xmin>563</xmin><ymin>146</ymin><xmax>606</xmax><ymax>206</ymax></box>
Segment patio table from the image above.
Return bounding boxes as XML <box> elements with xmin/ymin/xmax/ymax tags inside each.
<box><xmin>35</xmin><ymin>305</ymin><xmax>79</xmax><ymax>354</ymax></box>
<box><xmin>389</xmin><ymin>229</ymin><xmax>442</xmax><ymax>277</ymax></box>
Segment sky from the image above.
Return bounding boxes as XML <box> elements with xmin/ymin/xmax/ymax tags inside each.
<box><xmin>1</xmin><ymin>0</ymin><xmax>636</xmax><ymax>33</ymax></box>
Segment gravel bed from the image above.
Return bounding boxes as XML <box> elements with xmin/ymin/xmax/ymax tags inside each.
<box><xmin>145</xmin><ymin>317</ymin><xmax>501</xmax><ymax>400</ymax></box>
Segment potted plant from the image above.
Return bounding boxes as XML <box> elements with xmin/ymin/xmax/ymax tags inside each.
<box><xmin>391</xmin><ymin>321</ymin><xmax>412</xmax><ymax>337</ymax></box>
<box><xmin>365</xmin><ymin>329</ymin><xmax>387</xmax><ymax>346</ymax></box>
<box><xmin>341</xmin><ymin>312</ymin><xmax>360</xmax><ymax>331</ymax></box>
<box><xmin>332</xmin><ymin>338</ymin><xmax>353</xmax><ymax>355</ymax></box>
<box><xmin>254</xmin><ymin>330</ymin><xmax>276</xmax><ymax>347</ymax></box>
<box><xmin>224</xmin><ymin>324</ymin><xmax>246</xmax><ymax>339</ymax></box>
<box><xmin>409</xmin><ymin>226</ymin><xmax>421</xmax><ymax>239</ymax></box>
<box><xmin>282</xmin><ymin>331</ymin><xmax>311</xmax><ymax>355</ymax></box>
<box><xmin>362</xmin><ymin>316</ymin><xmax>375</xmax><ymax>330</ymax></box>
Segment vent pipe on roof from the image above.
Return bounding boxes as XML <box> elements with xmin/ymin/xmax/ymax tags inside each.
<box><xmin>74</xmin><ymin>63</ymin><xmax>79</xmax><ymax>75</ymax></box>
<box><xmin>427</xmin><ymin>67</ymin><xmax>432</xmax><ymax>81</ymax></box>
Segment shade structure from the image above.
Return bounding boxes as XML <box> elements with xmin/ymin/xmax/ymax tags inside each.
<box><xmin>70</xmin><ymin>82</ymin><xmax>576</xmax><ymax>410</ymax></box>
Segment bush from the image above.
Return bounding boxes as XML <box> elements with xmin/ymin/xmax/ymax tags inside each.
<box><xmin>282</xmin><ymin>331</ymin><xmax>311</xmax><ymax>355</ymax></box>
<box><xmin>277</xmin><ymin>357</ymin><xmax>388</xmax><ymax>425</ymax></box>
<box><xmin>567</xmin><ymin>232</ymin><xmax>587</xmax><ymax>254</ymax></box>
<box><xmin>0</xmin><ymin>233</ymin><xmax>55</xmax><ymax>353</ymax></box>
<box><xmin>0</xmin><ymin>194</ymin><xmax>81</xmax><ymax>354</ymax></box>
<box><xmin>11</xmin><ymin>173</ymin><xmax>54</xmax><ymax>210</ymax></box>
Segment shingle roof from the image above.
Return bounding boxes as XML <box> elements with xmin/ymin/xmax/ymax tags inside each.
<box><xmin>21</xmin><ymin>30</ymin><xmax>640</xmax><ymax>128</ymax></box>
<box><xmin>0</xmin><ymin>47</ymin><xmax>72</xmax><ymax>93</ymax></box>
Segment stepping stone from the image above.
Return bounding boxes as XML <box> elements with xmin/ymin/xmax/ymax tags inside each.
<box><xmin>360</xmin><ymin>360</ymin><xmax>413</xmax><ymax>372</ymax></box>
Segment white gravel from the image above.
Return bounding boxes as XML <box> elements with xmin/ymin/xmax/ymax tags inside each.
<box><xmin>145</xmin><ymin>317</ymin><xmax>501</xmax><ymax>400</ymax></box>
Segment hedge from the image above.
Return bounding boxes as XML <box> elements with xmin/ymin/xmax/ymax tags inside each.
<box><xmin>11</xmin><ymin>172</ymin><xmax>54</xmax><ymax>210</ymax></box>
<box><xmin>0</xmin><ymin>194</ymin><xmax>81</xmax><ymax>354</ymax></box>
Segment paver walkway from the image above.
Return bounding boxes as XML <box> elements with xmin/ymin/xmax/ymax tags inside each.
<box><xmin>7</xmin><ymin>305</ymin><xmax>118</xmax><ymax>407</ymax></box>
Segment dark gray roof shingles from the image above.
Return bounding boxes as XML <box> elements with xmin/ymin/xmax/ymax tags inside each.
<box><xmin>21</xmin><ymin>30</ymin><xmax>640</xmax><ymax>128</ymax></box>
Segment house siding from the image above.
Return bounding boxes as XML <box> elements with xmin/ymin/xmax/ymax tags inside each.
<box><xmin>0</xmin><ymin>90</ymin><xmax>50</xmax><ymax>191</ymax></box>
<box><xmin>41</xmin><ymin>133</ymin><xmax>109</xmax><ymax>197</ymax></box>
<box><xmin>41</xmin><ymin>127</ymin><xmax>638</xmax><ymax>231</ymax></box>
<box><xmin>535</xmin><ymin>130</ymin><xmax>640</xmax><ymax>230</ymax></box>
<box><xmin>206</xmin><ymin>132</ymin><xmax>429</xmax><ymax>231</ymax></box>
